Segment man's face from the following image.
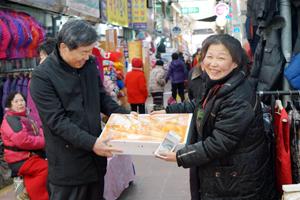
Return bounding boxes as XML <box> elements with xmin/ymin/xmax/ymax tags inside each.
<box><xmin>59</xmin><ymin>42</ymin><xmax>96</xmax><ymax>69</ymax></box>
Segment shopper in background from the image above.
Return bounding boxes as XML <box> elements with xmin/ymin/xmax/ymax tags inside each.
<box><xmin>192</xmin><ymin>48</ymin><xmax>201</xmax><ymax>68</ymax></box>
<box><xmin>125</xmin><ymin>58</ymin><xmax>148</xmax><ymax>114</ymax></box>
<box><xmin>166</xmin><ymin>52</ymin><xmax>187</xmax><ymax>103</ymax></box>
<box><xmin>153</xmin><ymin>34</ymin><xmax>276</xmax><ymax>200</ymax></box>
<box><xmin>27</xmin><ymin>37</ymin><xmax>57</xmax><ymax>129</ymax></box>
<box><xmin>149</xmin><ymin>60</ymin><xmax>166</xmax><ymax>111</ymax></box>
<box><xmin>0</xmin><ymin>92</ymin><xmax>48</xmax><ymax>200</ymax></box>
<box><xmin>30</xmin><ymin>19</ymin><xmax>130</xmax><ymax>200</ymax></box>
<box><xmin>187</xmin><ymin>60</ymin><xmax>204</xmax><ymax>101</ymax></box>
<box><xmin>38</xmin><ymin>37</ymin><xmax>56</xmax><ymax>64</ymax></box>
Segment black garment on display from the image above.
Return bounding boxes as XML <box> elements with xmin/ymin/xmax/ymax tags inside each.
<box><xmin>247</xmin><ymin>0</ymin><xmax>279</xmax><ymax>29</ymax></box>
<box><xmin>289</xmin><ymin>106</ymin><xmax>300</xmax><ymax>183</ymax></box>
<box><xmin>250</xmin><ymin>17</ymin><xmax>286</xmax><ymax>91</ymax></box>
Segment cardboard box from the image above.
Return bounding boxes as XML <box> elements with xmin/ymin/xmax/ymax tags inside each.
<box><xmin>100</xmin><ymin>114</ymin><xmax>192</xmax><ymax>155</ymax></box>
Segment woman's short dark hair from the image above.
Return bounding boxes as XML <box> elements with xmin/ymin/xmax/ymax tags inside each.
<box><xmin>38</xmin><ymin>37</ymin><xmax>56</xmax><ymax>55</ymax></box>
<box><xmin>5</xmin><ymin>92</ymin><xmax>26</xmax><ymax>108</ymax></box>
<box><xmin>201</xmin><ymin>34</ymin><xmax>250</xmax><ymax>73</ymax></box>
<box><xmin>172</xmin><ymin>53</ymin><xmax>179</xmax><ymax>60</ymax></box>
<box><xmin>57</xmin><ymin>19</ymin><xmax>98</xmax><ymax>50</ymax></box>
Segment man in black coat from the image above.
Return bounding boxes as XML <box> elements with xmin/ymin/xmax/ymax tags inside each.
<box><xmin>30</xmin><ymin>20</ymin><xmax>129</xmax><ymax>200</ymax></box>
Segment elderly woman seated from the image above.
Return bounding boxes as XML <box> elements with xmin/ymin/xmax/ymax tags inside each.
<box><xmin>0</xmin><ymin>92</ymin><xmax>48</xmax><ymax>200</ymax></box>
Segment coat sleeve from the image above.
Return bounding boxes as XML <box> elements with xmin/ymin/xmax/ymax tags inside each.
<box><xmin>176</xmin><ymin>98</ymin><xmax>254</xmax><ymax>168</ymax></box>
<box><xmin>138</xmin><ymin>74</ymin><xmax>148</xmax><ymax>100</ymax></box>
<box><xmin>166</xmin><ymin>64</ymin><xmax>173</xmax><ymax>82</ymax></box>
<box><xmin>30</xmin><ymin>69</ymin><xmax>98</xmax><ymax>151</ymax></box>
<box><xmin>166</xmin><ymin>101</ymin><xmax>196</xmax><ymax>113</ymax></box>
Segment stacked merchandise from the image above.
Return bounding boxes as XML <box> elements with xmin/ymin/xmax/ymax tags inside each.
<box><xmin>93</xmin><ymin>48</ymin><xmax>128</xmax><ymax>107</ymax></box>
<box><xmin>0</xmin><ymin>9</ymin><xmax>45</xmax><ymax>60</ymax></box>
<box><xmin>0</xmin><ymin>9</ymin><xmax>45</xmax><ymax>110</ymax></box>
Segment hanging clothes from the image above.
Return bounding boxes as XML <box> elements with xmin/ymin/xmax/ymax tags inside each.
<box><xmin>16</xmin><ymin>75</ymin><xmax>24</xmax><ymax>93</ymax></box>
<box><xmin>22</xmin><ymin>76</ymin><xmax>29</xmax><ymax>98</ymax></box>
<box><xmin>274</xmin><ymin>107</ymin><xmax>293</xmax><ymax>192</ymax></box>
<box><xmin>2</xmin><ymin>77</ymin><xmax>12</xmax><ymax>109</ymax></box>
<box><xmin>288</xmin><ymin>106</ymin><xmax>300</xmax><ymax>183</ymax></box>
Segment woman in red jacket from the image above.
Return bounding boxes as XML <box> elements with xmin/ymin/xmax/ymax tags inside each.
<box><xmin>0</xmin><ymin>92</ymin><xmax>48</xmax><ymax>200</ymax></box>
<box><xmin>125</xmin><ymin>58</ymin><xmax>148</xmax><ymax>113</ymax></box>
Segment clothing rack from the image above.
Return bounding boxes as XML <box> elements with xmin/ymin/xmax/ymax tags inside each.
<box><xmin>0</xmin><ymin>68</ymin><xmax>34</xmax><ymax>77</ymax></box>
<box><xmin>257</xmin><ymin>90</ymin><xmax>300</xmax><ymax>96</ymax></box>
<box><xmin>0</xmin><ymin>68</ymin><xmax>34</xmax><ymax>74</ymax></box>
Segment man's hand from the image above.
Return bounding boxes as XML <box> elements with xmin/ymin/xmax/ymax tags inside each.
<box><xmin>150</xmin><ymin>110</ymin><xmax>166</xmax><ymax>115</ymax></box>
<box><xmin>92</xmin><ymin>137</ymin><xmax>122</xmax><ymax>157</ymax></box>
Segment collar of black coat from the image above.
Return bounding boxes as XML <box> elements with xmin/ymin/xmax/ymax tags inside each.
<box><xmin>51</xmin><ymin>46</ymin><xmax>95</xmax><ymax>74</ymax></box>
<box><xmin>214</xmin><ymin>66</ymin><xmax>247</xmax><ymax>98</ymax></box>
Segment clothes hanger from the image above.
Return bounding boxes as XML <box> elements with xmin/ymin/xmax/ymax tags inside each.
<box><xmin>275</xmin><ymin>90</ymin><xmax>284</xmax><ymax>111</ymax></box>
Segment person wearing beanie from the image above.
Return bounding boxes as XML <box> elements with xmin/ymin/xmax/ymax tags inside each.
<box><xmin>149</xmin><ymin>60</ymin><xmax>166</xmax><ymax>110</ymax></box>
<box><xmin>125</xmin><ymin>58</ymin><xmax>148</xmax><ymax>113</ymax></box>
<box><xmin>0</xmin><ymin>18</ymin><xmax>12</xmax><ymax>59</ymax></box>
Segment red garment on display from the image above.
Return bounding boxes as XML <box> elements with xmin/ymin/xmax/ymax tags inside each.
<box><xmin>18</xmin><ymin>155</ymin><xmax>49</xmax><ymax>200</ymax></box>
<box><xmin>274</xmin><ymin>108</ymin><xmax>292</xmax><ymax>192</ymax></box>
<box><xmin>92</xmin><ymin>47</ymin><xmax>104</xmax><ymax>81</ymax></box>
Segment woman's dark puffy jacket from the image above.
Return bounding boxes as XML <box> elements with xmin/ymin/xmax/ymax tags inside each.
<box><xmin>168</xmin><ymin>68</ymin><xmax>276</xmax><ymax>200</ymax></box>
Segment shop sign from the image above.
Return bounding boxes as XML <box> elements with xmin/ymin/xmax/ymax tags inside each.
<box><xmin>131</xmin><ymin>0</ymin><xmax>147</xmax><ymax>30</ymax></box>
<box><xmin>66</xmin><ymin>0</ymin><xmax>100</xmax><ymax>18</ymax></box>
<box><xmin>181</xmin><ymin>7</ymin><xmax>199</xmax><ymax>14</ymax></box>
<box><xmin>107</xmin><ymin>0</ymin><xmax>129</xmax><ymax>27</ymax></box>
<box><xmin>7</xmin><ymin>0</ymin><xmax>62</xmax><ymax>12</ymax></box>
<box><xmin>214</xmin><ymin>2</ymin><xmax>229</xmax><ymax>17</ymax></box>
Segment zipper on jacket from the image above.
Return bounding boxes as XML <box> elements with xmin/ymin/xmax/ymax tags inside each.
<box><xmin>177</xmin><ymin>150</ymin><xmax>196</xmax><ymax>158</ymax></box>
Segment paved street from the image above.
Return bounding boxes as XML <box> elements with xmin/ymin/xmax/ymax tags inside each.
<box><xmin>118</xmin><ymin>155</ymin><xmax>190</xmax><ymax>200</ymax></box>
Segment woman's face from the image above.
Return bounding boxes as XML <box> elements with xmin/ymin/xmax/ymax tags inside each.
<box><xmin>39</xmin><ymin>50</ymin><xmax>48</xmax><ymax>64</ymax></box>
<box><xmin>202</xmin><ymin>44</ymin><xmax>238</xmax><ymax>80</ymax></box>
<box><xmin>10</xmin><ymin>94</ymin><xmax>26</xmax><ymax>113</ymax></box>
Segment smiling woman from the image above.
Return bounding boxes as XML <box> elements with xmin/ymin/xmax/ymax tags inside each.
<box><xmin>155</xmin><ymin>34</ymin><xmax>277</xmax><ymax>200</ymax></box>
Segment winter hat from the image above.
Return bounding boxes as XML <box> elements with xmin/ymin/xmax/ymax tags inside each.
<box><xmin>19</xmin><ymin>12</ymin><xmax>40</xmax><ymax>58</ymax></box>
<box><xmin>132</xmin><ymin>58</ymin><xmax>143</xmax><ymax>68</ymax></box>
<box><xmin>109</xmin><ymin>51</ymin><xmax>123</xmax><ymax>62</ymax></box>
<box><xmin>0</xmin><ymin>18</ymin><xmax>11</xmax><ymax>59</ymax></box>
<box><xmin>0</xmin><ymin>11</ymin><xmax>20</xmax><ymax>59</ymax></box>
<box><xmin>155</xmin><ymin>60</ymin><xmax>164</xmax><ymax>66</ymax></box>
<box><xmin>2</xmin><ymin>11</ymin><xmax>24</xmax><ymax>59</ymax></box>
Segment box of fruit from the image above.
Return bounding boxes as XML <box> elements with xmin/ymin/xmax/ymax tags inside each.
<box><xmin>100</xmin><ymin>113</ymin><xmax>192</xmax><ymax>155</ymax></box>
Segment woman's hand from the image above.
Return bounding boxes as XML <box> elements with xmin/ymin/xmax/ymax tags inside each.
<box><xmin>150</xmin><ymin>110</ymin><xmax>166</xmax><ymax>115</ymax></box>
<box><xmin>155</xmin><ymin>151</ymin><xmax>177</xmax><ymax>162</ymax></box>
